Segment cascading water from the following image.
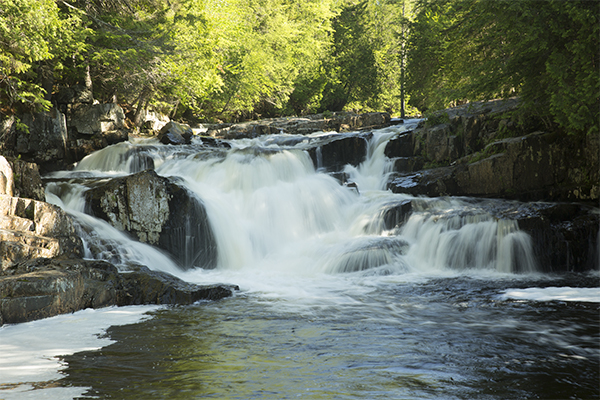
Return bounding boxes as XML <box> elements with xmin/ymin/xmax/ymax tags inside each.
<box><xmin>42</xmin><ymin>121</ymin><xmax>537</xmax><ymax>278</ymax></box>
<box><xmin>4</xmin><ymin>121</ymin><xmax>597</xmax><ymax>400</ymax></box>
<box><xmin>44</xmin><ymin>121</ymin><xmax>538</xmax><ymax>277</ymax></box>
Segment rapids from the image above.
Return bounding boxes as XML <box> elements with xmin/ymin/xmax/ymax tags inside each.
<box><xmin>1</xmin><ymin>121</ymin><xmax>598</xmax><ymax>399</ymax></box>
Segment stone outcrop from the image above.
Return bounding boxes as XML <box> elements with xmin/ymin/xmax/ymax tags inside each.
<box><xmin>385</xmin><ymin>99</ymin><xmax>599</xmax><ymax>204</ymax></box>
<box><xmin>85</xmin><ymin>169</ymin><xmax>218</xmax><ymax>270</ymax></box>
<box><xmin>0</xmin><ymin>96</ymin><xmax>130</xmax><ymax>172</ymax></box>
<box><xmin>0</xmin><ymin>257</ymin><xmax>238</xmax><ymax>325</ymax></box>
<box><xmin>206</xmin><ymin>112</ymin><xmax>391</xmax><ymax>139</ymax></box>
<box><xmin>0</xmin><ymin>194</ymin><xmax>84</xmax><ymax>270</ymax></box>
<box><xmin>0</xmin><ymin>155</ymin><xmax>45</xmax><ymax>201</ymax></box>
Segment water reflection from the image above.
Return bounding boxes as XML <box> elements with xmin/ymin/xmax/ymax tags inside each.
<box><xmin>60</xmin><ymin>276</ymin><xmax>599</xmax><ymax>400</ymax></box>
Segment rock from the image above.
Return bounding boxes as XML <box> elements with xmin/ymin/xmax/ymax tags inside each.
<box><xmin>307</xmin><ymin>133</ymin><xmax>372</xmax><ymax>172</ymax></box>
<box><xmin>157</xmin><ymin>121</ymin><xmax>193</xmax><ymax>145</ymax></box>
<box><xmin>141</xmin><ymin>110</ymin><xmax>170</xmax><ymax>133</ymax></box>
<box><xmin>0</xmin><ymin>108</ymin><xmax>69</xmax><ymax>168</ymax></box>
<box><xmin>385</xmin><ymin>100</ymin><xmax>598</xmax><ymax>203</ymax></box>
<box><xmin>384</xmin><ymin>132</ymin><xmax>415</xmax><ymax>158</ymax></box>
<box><xmin>497</xmin><ymin>203</ymin><xmax>600</xmax><ymax>273</ymax></box>
<box><xmin>388</xmin><ymin>167</ymin><xmax>458</xmax><ymax>197</ymax></box>
<box><xmin>0</xmin><ymin>156</ymin><xmax>14</xmax><ymax>197</ymax></box>
<box><xmin>116</xmin><ymin>264</ymin><xmax>237</xmax><ymax>305</ymax></box>
<box><xmin>68</xmin><ymin>103</ymin><xmax>126</xmax><ymax>136</ymax></box>
<box><xmin>0</xmin><ymin>106</ymin><xmax>130</xmax><ymax>172</ymax></box>
<box><xmin>206</xmin><ymin>112</ymin><xmax>391</xmax><ymax>139</ymax></box>
<box><xmin>85</xmin><ymin>170</ymin><xmax>218</xmax><ymax>270</ymax></box>
<box><xmin>0</xmin><ymin>257</ymin><xmax>238</xmax><ymax>325</ymax></box>
<box><xmin>54</xmin><ymin>85</ymin><xmax>94</xmax><ymax>107</ymax></box>
<box><xmin>0</xmin><ymin>156</ymin><xmax>45</xmax><ymax>201</ymax></box>
<box><xmin>0</xmin><ymin>195</ymin><xmax>85</xmax><ymax>270</ymax></box>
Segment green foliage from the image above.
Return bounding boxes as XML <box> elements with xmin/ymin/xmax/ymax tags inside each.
<box><xmin>407</xmin><ymin>0</ymin><xmax>599</xmax><ymax>135</ymax></box>
<box><xmin>2</xmin><ymin>0</ymin><xmax>595</xmax><ymax>132</ymax></box>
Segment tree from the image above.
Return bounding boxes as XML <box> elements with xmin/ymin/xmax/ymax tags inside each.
<box><xmin>0</xmin><ymin>0</ymin><xmax>87</xmax><ymax>113</ymax></box>
<box><xmin>407</xmin><ymin>0</ymin><xmax>599</xmax><ymax>134</ymax></box>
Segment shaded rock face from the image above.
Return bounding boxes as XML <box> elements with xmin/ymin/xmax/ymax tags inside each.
<box><xmin>85</xmin><ymin>170</ymin><xmax>218</xmax><ymax>270</ymax></box>
<box><xmin>0</xmin><ymin>257</ymin><xmax>238</xmax><ymax>325</ymax></box>
<box><xmin>0</xmin><ymin>109</ymin><xmax>69</xmax><ymax>170</ymax></box>
<box><xmin>0</xmin><ymin>105</ymin><xmax>130</xmax><ymax>172</ymax></box>
<box><xmin>385</xmin><ymin>100</ymin><xmax>599</xmax><ymax>204</ymax></box>
<box><xmin>307</xmin><ymin>133</ymin><xmax>371</xmax><ymax>173</ymax></box>
<box><xmin>68</xmin><ymin>103</ymin><xmax>126</xmax><ymax>136</ymax></box>
<box><xmin>0</xmin><ymin>155</ymin><xmax>45</xmax><ymax>201</ymax></box>
<box><xmin>507</xmin><ymin>203</ymin><xmax>600</xmax><ymax>273</ymax></box>
<box><xmin>0</xmin><ymin>194</ymin><xmax>84</xmax><ymax>270</ymax></box>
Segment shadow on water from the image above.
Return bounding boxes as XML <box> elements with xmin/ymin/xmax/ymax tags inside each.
<box><xmin>59</xmin><ymin>276</ymin><xmax>599</xmax><ymax>400</ymax></box>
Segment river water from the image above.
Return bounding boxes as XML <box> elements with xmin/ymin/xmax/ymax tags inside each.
<box><xmin>0</xmin><ymin>122</ymin><xmax>598</xmax><ymax>399</ymax></box>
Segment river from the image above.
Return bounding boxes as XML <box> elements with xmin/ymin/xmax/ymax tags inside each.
<box><xmin>0</xmin><ymin>121</ymin><xmax>598</xmax><ymax>399</ymax></box>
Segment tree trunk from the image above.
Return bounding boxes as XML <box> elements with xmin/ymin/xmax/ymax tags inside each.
<box><xmin>133</xmin><ymin>88</ymin><xmax>152</xmax><ymax>127</ymax></box>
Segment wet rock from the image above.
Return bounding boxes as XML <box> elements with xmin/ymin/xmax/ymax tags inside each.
<box><xmin>381</xmin><ymin>199</ymin><xmax>414</xmax><ymax>230</ymax></box>
<box><xmin>307</xmin><ymin>133</ymin><xmax>371</xmax><ymax>173</ymax></box>
<box><xmin>0</xmin><ymin>257</ymin><xmax>238</xmax><ymax>325</ymax></box>
<box><xmin>116</xmin><ymin>264</ymin><xmax>237</xmax><ymax>305</ymax></box>
<box><xmin>384</xmin><ymin>132</ymin><xmax>414</xmax><ymax>158</ymax></box>
<box><xmin>85</xmin><ymin>170</ymin><xmax>218</xmax><ymax>270</ymax></box>
<box><xmin>388</xmin><ymin>167</ymin><xmax>458</xmax><ymax>197</ymax></box>
<box><xmin>493</xmin><ymin>202</ymin><xmax>600</xmax><ymax>273</ymax></box>
<box><xmin>157</xmin><ymin>121</ymin><xmax>193</xmax><ymax>145</ymax></box>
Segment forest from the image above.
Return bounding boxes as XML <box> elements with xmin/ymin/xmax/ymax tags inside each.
<box><xmin>1</xmin><ymin>0</ymin><xmax>598</xmax><ymax>134</ymax></box>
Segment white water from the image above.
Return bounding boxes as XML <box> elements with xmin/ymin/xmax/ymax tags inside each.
<box><xmin>1</xmin><ymin>121</ymin><xmax>553</xmax><ymax>398</ymax></box>
<box><xmin>501</xmin><ymin>287</ymin><xmax>600</xmax><ymax>303</ymax></box>
<box><xmin>0</xmin><ymin>306</ymin><xmax>159</xmax><ymax>399</ymax></box>
<box><xmin>44</xmin><ymin>120</ymin><xmax>537</xmax><ymax>280</ymax></box>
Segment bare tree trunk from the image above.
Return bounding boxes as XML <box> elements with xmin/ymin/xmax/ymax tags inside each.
<box><xmin>400</xmin><ymin>0</ymin><xmax>406</xmax><ymax>119</ymax></box>
<box><xmin>84</xmin><ymin>64</ymin><xmax>92</xmax><ymax>91</ymax></box>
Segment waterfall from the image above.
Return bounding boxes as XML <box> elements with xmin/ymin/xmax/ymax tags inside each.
<box><xmin>46</xmin><ymin>123</ymin><xmax>538</xmax><ymax>277</ymax></box>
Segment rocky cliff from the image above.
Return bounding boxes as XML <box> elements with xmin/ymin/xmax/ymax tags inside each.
<box><xmin>384</xmin><ymin>99</ymin><xmax>599</xmax><ymax>204</ymax></box>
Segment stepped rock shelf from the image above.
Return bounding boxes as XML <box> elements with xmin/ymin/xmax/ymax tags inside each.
<box><xmin>1</xmin><ymin>100</ymin><xmax>598</xmax><ymax>324</ymax></box>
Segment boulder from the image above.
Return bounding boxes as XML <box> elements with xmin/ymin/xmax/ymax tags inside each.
<box><xmin>307</xmin><ymin>133</ymin><xmax>372</xmax><ymax>173</ymax></box>
<box><xmin>157</xmin><ymin>121</ymin><xmax>193</xmax><ymax>145</ymax></box>
<box><xmin>85</xmin><ymin>170</ymin><xmax>218</xmax><ymax>270</ymax></box>
<box><xmin>0</xmin><ymin>257</ymin><xmax>238</xmax><ymax>325</ymax></box>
